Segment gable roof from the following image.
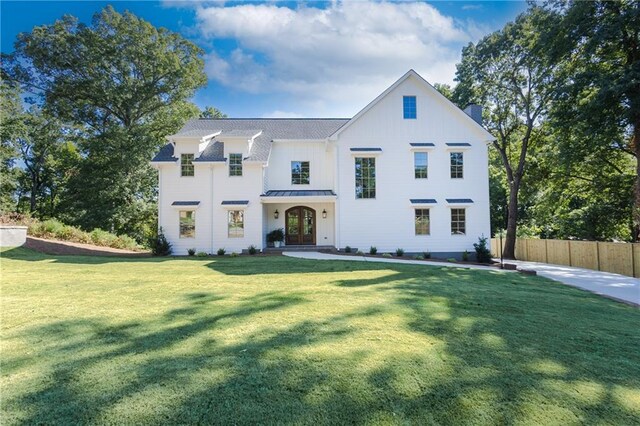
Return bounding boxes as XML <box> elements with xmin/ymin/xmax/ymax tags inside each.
<box><xmin>329</xmin><ymin>69</ymin><xmax>495</xmax><ymax>141</ymax></box>
<box><xmin>168</xmin><ymin>118</ymin><xmax>349</xmax><ymax>162</ymax></box>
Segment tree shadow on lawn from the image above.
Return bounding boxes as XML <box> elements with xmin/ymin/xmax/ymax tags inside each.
<box><xmin>3</xmin><ymin>257</ymin><xmax>639</xmax><ymax>424</ymax></box>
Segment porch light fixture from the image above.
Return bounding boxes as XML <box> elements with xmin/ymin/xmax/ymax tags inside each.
<box><xmin>322</xmin><ymin>209</ymin><xmax>327</xmax><ymax>219</ymax></box>
<box><xmin>274</xmin><ymin>209</ymin><xmax>279</xmax><ymax>219</ymax></box>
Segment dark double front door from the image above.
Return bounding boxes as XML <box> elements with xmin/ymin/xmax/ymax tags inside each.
<box><xmin>285</xmin><ymin>206</ymin><xmax>316</xmax><ymax>245</ymax></box>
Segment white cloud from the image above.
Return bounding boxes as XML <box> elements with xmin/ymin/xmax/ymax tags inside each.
<box><xmin>192</xmin><ymin>1</ymin><xmax>477</xmax><ymax>116</ymax></box>
<box><xmin>462</xmin><ymin>4</ymin><xmax>483</xmax><ymax>11</ymax></box>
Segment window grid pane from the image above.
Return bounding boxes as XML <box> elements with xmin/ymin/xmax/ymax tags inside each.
<box><xmin>228</xmin><ymin>210</ymin><xmax>244</xmax><ymax>238</ymax></box>
<box><xmin>291</xmin><ymin>161</ymin><xmax>310</xmax><ymax>185</ymax></box>
<box><xmin>229</xmin><ymin>153</ymin><xmax>243</xmax><ymax>176</ymax></box>
<box><xmin>415</xmin><ymin>209</ymin><xmax>430</xmax><ymax>235</ymax></box>
<box><xmin>403</xmin><ymin>96</ymin><xmax>417</xmax><ymax>119</ymax></box>
<box><xmin>450</xmin><ymin>152</ymin><xmax>464</xmax><ymax>179</ymax></box>
<box><xmin>355</xmin><ymin>157</ymin><xmax>376</xmax><ymax>199</ymax></box>
<box><xmin>181</xmin><ymin>154</ymin><xmax>194</xmax><ymax>177</ymax></box>
<box><xmin>451</xmin><ymin>208</ymin><xmax>466</xmax><ymax>235</ymax></box>
<box><xmin>179</xmin><ymin>210</ymin><xmax>195</xmax><ymax>238</ymax></box>
<box><xmin>414</xmin><ymin>152</ymin><xmax>428</xmax><ymax>179</ymax></box>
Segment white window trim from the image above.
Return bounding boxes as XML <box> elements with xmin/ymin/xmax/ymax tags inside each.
<box><xmin>413</xmin><ymin>207</ymin><xmax>431</xmax><ymax>236</ymax></box>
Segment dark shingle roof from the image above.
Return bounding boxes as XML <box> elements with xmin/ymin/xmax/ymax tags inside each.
<box><xmin>151</xmin><ymin>143</ymin><xmax>178</xmax><ymax>162</ymax></box>
<box><xmin>262</xmin><ymin>190</ymin><xmax>336</xmax><ymax>197</ymax></box>
<box><xmin>194</xmin><ymin>141</ymin><xmax>225</xmax><ymax>162</ymax></box>
<box><xmin>174</xmin><ymin>118</ymin><xmax>349</xmax><ymax>162</ymax></box>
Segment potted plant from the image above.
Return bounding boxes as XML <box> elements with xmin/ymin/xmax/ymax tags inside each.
<box><xmin>267</xmin><ymin>228</ymin><xmax>285</xmax><ymax>248</ymax></box>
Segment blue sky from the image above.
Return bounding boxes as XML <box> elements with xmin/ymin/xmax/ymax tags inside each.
<box><xmin>1</xmin><ymin>1</ymin><xmax>528</xmax><ymax>118</ymax></box>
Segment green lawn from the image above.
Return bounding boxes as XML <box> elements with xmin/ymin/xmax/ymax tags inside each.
<box><xmin>1</xmin><ymin>248</ymin><xmax>639</xmax><ymax>425</ymax></box>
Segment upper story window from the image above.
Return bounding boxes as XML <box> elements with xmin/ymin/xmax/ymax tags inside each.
<box><xmin>228</xmin><ymin>210</ymin><xmax>244</xmax><ymax>238</ymax></box>
<box><xmin>291</xmin><ymin>161</ymin><xmax>310</xmax><ymax>185</ymax></box>
<box><xmin>415</xmin><ymin>209</ymin><xmax>430</xmax><ymax>235</ymax></box>
<box><xmin>450</xmin><ymin>152</ymin><xmax>463</xmax><ymax>179</ymax></box>
<box><xmin>355</xmin><ymin>157</ymin><xmax>376</xmax><ymax>199</ymax></box>
<box><xmin>181</xmin><ymin>154</ymin><xmax>194</xmax><ymax>177</ymax></box>
<box><xmin>229</xmin><ymin>153</ymin><xmax>243</xmax><ymax>176</ymax></box>
<box><xmin>179</xmin><ymin>210</ymin><xmax>195</xmax><ymax>238</ymax></box>
<box><xmin>403</xmin><ymin>96</ymin><xmax>417</xmax><ymax>119</ymax></box>
<box><xmin>414</xmin><ymin>152</ymin><xmax>428</xmax><ymax>179</ymax></box>
<box><xmin>451</xmin><ymin>208</ymin><xmax>466</xmax><ymax>235</ymax></box>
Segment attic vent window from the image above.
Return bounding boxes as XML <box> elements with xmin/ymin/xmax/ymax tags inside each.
<box><xmin>403</xmin><ymin>96</ymin><xmax>416</xmax><ymax>119</ymax></box>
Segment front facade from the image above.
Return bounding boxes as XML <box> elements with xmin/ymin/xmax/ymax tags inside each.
<box><xmin>151</xmin><ymin>70</ymin><xmax>495</xmax><ymax>257</ymax></box>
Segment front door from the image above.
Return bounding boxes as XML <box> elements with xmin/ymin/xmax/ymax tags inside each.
<box><xmin>285</xmin><ymin>206</ymin><xmax>316</xmax><ymax>245</ymax></box>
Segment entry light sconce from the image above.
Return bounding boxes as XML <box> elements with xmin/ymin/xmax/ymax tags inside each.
<box><xmin>274</xmin><ymin>209</ymin><xmax>279</xmax><ymax>219</ymax></box>
<box><xmin>322</xmin><ymin>209</ymin><xmax>327</xmax><ymax>219</ymax></box>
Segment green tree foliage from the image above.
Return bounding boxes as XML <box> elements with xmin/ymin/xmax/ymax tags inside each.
<box><xmin>544</xmin><ymin>0</ymin><xmax>640</xmax><ymax>240</ymax></box>
<box><xmin>200</xmin><ymin>106</ymin><xmax>227</xmax><ymax>119</ymax></box>
<box><xmin>453</xmin><ymin>7</ymin><xmax>561</xmax><ymax>258</ymax></box>
<box><xmin>0</xmin><ymin>82</ymin><xmax>24</xmax><ymax>213</ymax></box>
<box><xmin>2</xmin><ymin>6</ymin><xmax>206</xmax><ymax>239</ymax></box>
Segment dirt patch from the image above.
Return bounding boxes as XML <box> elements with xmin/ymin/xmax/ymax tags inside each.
<box><xmin>24</xmin><ymin>236</ymin><xmax>151</xmax><ymax>257</ymax></box>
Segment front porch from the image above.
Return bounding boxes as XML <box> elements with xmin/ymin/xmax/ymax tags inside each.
<box><xmin>260</xmin><ymin>190</ymin><xmax>336</xmax><ymax>248</ymax></box>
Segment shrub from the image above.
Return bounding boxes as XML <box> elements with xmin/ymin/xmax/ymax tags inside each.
<box><xmin>423</xmin><ymin>251</ymin><xmax>431</xmax><ymax>259</ymax></box>
<box><xmin>266</xmin><ymin>228</ymin><xmax>284</xmax><ymax>244</ymax></box>
<box><xmin>395</xmin><ymin>248</ymin><xmax>405</xmax><ymax>257</ymax></box>
<box><xmin>447</xmin><ymin>258</ymin><xmax>457</xmax><ymax>263</ymax></box>
<box><xmin>150</xmin><ymin>227</ymin><xmax>172</xmax><ymax>256</ymax></box>
<box><xmin>356</xmin><ymin>250</ymin><xmax>364</xmax><ymax>255</ymax></box>
<box><xmin>196</xmin><ymin>251</ymin><xmax>208</xmax><ymax>257</ymax></box>
<box><xmin>462</xmin><ymin>250</ymin><xmax>470</xmax><ymax>262</ymax></box>
<box><xmin>230</xmin><ymin>252</ymin><xmax>239</xmax><ymax>257</ymax></box>
<box><xmin>217</xmin><ymin>248</ymin><xmax>226</xmax><ymax>256</ymax></box>
<box><xmin>413</xmin><ymin>255</ymin><xmax>424</xmax><ymax>260</ymax></box>
<box><xmin>382</xmin><ymin>253</ymin><xmax>392</xmax><ymax>258</ymax></box>
<box><xmin>248</xmin><ymin>245</ymin><xmax>258</xmax><ymax>255</ymax></box>
<box><xmin>369</xmin><ymin>246</ymin><xmax>377</xmax><ymax>255</ymax></box>
<box><xmin>187</xmin><ymin>248</ymin><xmax>196</xmax><ymax>256</ymax></box>
<box><xmin>474</xmin><ymin>235</ymin><xmax>492</xmax><ymax>264</ymax></box>
<box><xmin>345</xmin><ymin>246</ymin><xmax>352</xmax><ymax>253</ymax></box>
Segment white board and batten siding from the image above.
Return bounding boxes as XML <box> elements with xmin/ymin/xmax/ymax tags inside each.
<box><xmin>334</xmin><ymin>74</ymin><xmax>492</xmax><ymax>254</ymax></box>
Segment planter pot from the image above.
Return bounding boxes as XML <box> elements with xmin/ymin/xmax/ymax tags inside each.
<box><xmin>274</xmin><ymin>241</ymin><xmax>282</xmax><ymax>248</ymax></box>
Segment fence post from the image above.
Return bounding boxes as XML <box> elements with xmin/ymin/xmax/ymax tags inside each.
<box><xmin>568</xmin><ymin>240</ymin><xmax>572</xmax><ymax>266</ymax></box>
<box><xmin>545</xmin><ymin>239</ymin><xmax>548</xmax><ymax>263</ymax></box>
<box><xmin>595</xmin><ymin>242</ymin><xmax>600</xmax><ymax>271</ymax></box>
<box><xmin>631</xmin><ymin>244</ymin><xmax>636</xmax><ymax>278</ymax></box>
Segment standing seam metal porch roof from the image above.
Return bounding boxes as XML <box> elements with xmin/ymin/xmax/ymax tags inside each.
<box><xmin>262</xmin><ymin>190</ymin><xmax>336</xmax><ymax>197</ymax></box>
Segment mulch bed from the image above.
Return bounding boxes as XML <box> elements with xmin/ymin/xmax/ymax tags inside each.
<box><xmin>24</xmin><ymin>236</ymin><xmax>150</xmax><ymax>257</ymax></box>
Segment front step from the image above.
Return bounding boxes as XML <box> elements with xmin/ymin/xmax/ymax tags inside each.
<box><xmin>264</xmin><ymin>245</ymin><xmax>336</xmax><ymax>253</ymax></box>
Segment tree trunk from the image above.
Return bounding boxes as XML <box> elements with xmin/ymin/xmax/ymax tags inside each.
<box><xmin>634</xmin><ymin>117</ymin><xmax>640</xmax><ymax>241</ymax></box>
<box><xmin>502</xmin><ymin>178</ymin><xmax>520</xmax><ymax>259</ymax></box>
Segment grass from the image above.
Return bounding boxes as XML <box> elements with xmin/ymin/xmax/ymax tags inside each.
<box><xmin>1</xmin><ymin>247</ymin><xmax>639</xmax><ymax>424</ymax></box>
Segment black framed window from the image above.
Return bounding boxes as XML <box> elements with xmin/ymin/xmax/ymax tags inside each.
<box><xmin>229</xmin><ymin>153</ymin><xmax>243</xmax><ymax>176</ymax></box>
<box><xmin>355</xmin><ymin>157</ymin><xmax>376</xmax><ymax>199</ymax></box>
<box><xmin>451</xmin><ymin>208</ymin><xmax>466</xmax><ymax>235</ymax></box>
<box><xmin>181</xmin><ymin>154</ymin><xmax>194</xmax><ymax>177</ymax></box>
<box><xmin>450</xmin><ymin>152</ymin><xmax>463</xmax><ymax>179</ymax></box>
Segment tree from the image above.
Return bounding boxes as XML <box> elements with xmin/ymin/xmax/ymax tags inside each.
<box><xmin>545</xmin><ymin>0</ymin><xmax>640</xmax><ymax>240</ymax></box>
<box><xmin>433</xmin><ymin>83</ymin><xmax>454</xmax><ymax>102</ymax></box>
<box><xmin>200</xmin><ymin>106</ymin><xmax>227</xmax><ymax>119</ymax></box>
<box><xmin>2</xmin><ymin>6</ymin><xmax>206</xmax><ymax>238</ymax></box>
<box><xmin>0</xmin><ymin>81</ymin><xmax>24</xmax><ymax>213</ymax></box>
<box><xmin>453</xmin><ymin>7</ymin><xmax>561</xmax><ymax>258</ymax></box>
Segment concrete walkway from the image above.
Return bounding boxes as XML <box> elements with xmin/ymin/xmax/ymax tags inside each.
<box><xmin>501</xmin><ymin>260</ymin><xmax>639</xmax><ymax>307</ymax></box>
<box><xmin>283</xmin><ymin>251</ymin><xmax>505</xmax><ymax>271</ymax></box>
<box><xmin>284</xmin><ymin>251</ymin><xmax>640</xmax><ymax>307</ymax></box>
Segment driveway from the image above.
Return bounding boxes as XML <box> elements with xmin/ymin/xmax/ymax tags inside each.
<box><xmin>501</xmin><ymin>259</ymin><xmax>639</xmax><ymax>307</ymax></box>
<box><xmin>284</xmin><ymin>252</ymin><xmax>639</xmax><ymax>307</ymax></box>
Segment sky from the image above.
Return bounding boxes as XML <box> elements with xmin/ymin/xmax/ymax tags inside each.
<box><xmin>1</xmin><ymin>1</ymin><xmax>528</xmax><ymax>118</ymax></box>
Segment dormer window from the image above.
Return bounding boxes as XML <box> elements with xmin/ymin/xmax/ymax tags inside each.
<box><xmin>229</xmin><ymin>153</ymin><xmax>243</xmax><ymax>176</ymax></box>
<box><xmin>403</xmin><ymin>96</ymin><xmax>416</xmax><ymax>119</ymax></box>
<box><xmin>181</xmin><ymin>154</ymin><xmax>194</xmax><ymax>177</ymax></box>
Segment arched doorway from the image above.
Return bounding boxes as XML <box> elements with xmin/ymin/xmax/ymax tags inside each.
<box><xmin>285</xmin><ymin>206</ymin><xmax>316</xmax><ymax>245</ymax></box>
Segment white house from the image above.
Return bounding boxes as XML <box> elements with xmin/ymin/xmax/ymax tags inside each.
<box><xmin>151</xmin><ymin>70</ymin><xmax>495</xmax><ymax>258</ymax></box>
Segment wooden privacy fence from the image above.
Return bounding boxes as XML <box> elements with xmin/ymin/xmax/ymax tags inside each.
<box><xmin>490</xmin><ymin>238</ymin><xmax>640</xmax><ymax>278</ymax></box>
